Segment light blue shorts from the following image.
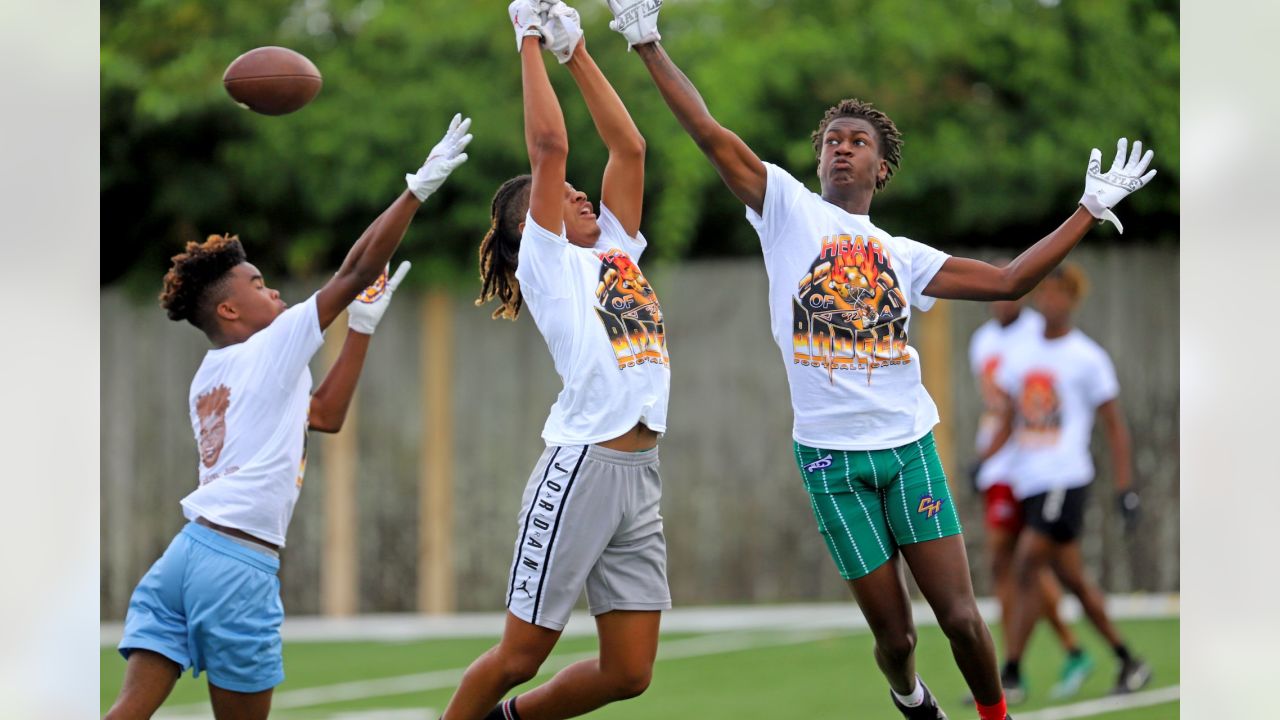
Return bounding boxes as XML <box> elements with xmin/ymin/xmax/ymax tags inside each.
<box><xmin>117</xmin><ymin>522</ymin><xmax>284</xmax><ymax>693</ymax></box>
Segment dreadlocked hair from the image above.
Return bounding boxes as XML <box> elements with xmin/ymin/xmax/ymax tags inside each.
<box><xmin>810</xmin><ymin>98</ymin><xmax>903</xmax><ymax>191</ymax></box>
<box><xmin>158</xmin><ymin>233</ymin><xmax>247</xmax><ymax>331</ymax></box>
<box><xmin>475</xmin><ymin>175</ymin><xmax>533</xmax><ymax>321</ymax></box>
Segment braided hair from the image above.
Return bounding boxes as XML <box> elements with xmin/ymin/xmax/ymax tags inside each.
<box><xmin>158</xmin><ymin>233</ymin><xmax>246</xmax><ymax>331</ymax></box>
<box><xmin>811</xmin><ymin>98</ymin><xmax>903</xmax><ymax>191</ymax></box>
<box><xmin>475</xmin><ymin>175</ymin><xmax>533</xmax><ymax>321</ymax></box>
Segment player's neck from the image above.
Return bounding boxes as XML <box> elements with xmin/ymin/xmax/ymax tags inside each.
<box><xmin>1043</xmin><ymin>321</ymin><xmax>1072</xmax><ymax>339</ymax></box>
<box><xmin>209</xmin><ymin>325</ymin><xmax>253</xmax><ymax>349</ymax></box>
<box><xmin>821</xmin><ymin>188</ymin><xmax>874</xmax><ymax>216</ymax></box>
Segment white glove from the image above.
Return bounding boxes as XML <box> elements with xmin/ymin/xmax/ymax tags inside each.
<box><xmin>603</xmin><ymin>0</ymin><xmax>662</xmax><ymax>50</ymax></box>
<box><xmin>347</xmin><ymin>261</ymin><xmax>410</xmax><ymax>335</ymax></box>
<box><xmin>1078</xmin><ymin>137</ymin><xmax>1156</xmax><ymax>234</ymax></box>
<box><xmin>405</xmin><ymin>113</ymin><xmax>472</xmax><ymax>202</ymax></box>
<box><xmin>509</xmin><ymin>0</ymin><xmax>547</xmax><ymax>51</ymax></box>
<box><xmin>540</xmin><ymin>1</ymin><xmax>584</xmax><ymax>64</ymax></box>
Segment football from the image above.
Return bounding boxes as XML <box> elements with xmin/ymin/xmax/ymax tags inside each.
<box><xmin>222</xmin><ymin>46</ymin><xmax>322</xmax><ymax>116</ymax></box>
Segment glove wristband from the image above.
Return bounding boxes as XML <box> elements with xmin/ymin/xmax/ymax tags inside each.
<box><xmin>1079</xmin><ymin>192</ymin><xmax>1124</xmax><ymax>234</ymax></box>
<box><xmin>406</xmin><ymin>173</ymin><xmax>432</xmax><ymax>202</ymax></box>
<box><xmin>348</xmin><ymin>317</ymin><xmax>378</xmax><ymax>335</ymax></box>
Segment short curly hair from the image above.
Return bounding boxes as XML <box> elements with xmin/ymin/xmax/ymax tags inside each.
<box><xmin>159</xmin><ymin>234</ymin><xmax>247</xmax><ymax>331</ymax></box>
<box><xmin>810</xmin><ymin>98</ymin><xmax>903</xmax><ymax>190</ymax></box>
<box><xmin>1043</xmin><ymin>262</ymin><xmax>1090</xmax><ymax>303</ymax></box>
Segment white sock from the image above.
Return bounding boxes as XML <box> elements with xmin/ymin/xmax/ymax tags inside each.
<box><xmin>891</xmin><ymin>675</ymin><xmax>925</xmax><ymax>707</ymax></box>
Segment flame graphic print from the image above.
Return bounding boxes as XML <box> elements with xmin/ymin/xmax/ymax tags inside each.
<box><xmin>593</xmin><ymin>248</ymin><xmax>669</xmax><ymax>368</ymax></box>
<box><xmin>792</xmin><ymin>234</ymin><xmax>911</xmax><ymax>383</ymax></box>
<box><xmin>1017</xmin><ymin>369</ymin><xmax>1062</xmax><ymax>445</ymax></box>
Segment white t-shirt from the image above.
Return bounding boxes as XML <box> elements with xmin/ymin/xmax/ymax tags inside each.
<box><xmin>745</xmin><ymin>162</ymin><xmax>950</xmax><ymax>450</ymax></box>
<box><xmin>180</xmin><ymin>294</ymin><xmax>325</xmax><ymax>547</ymax></box>
<box><xmin>968</xmin><ymin>309</ymin><xmax>1044</xmax><ymax>490</ymax></box>
<box><xmin>515</xmin><ymin>205</ymin><xmax>670</xmax><ymax>446</ymax></box>
<box><xmin>996</xmin><ymin>328</ymin><xmax>1119</xmax><ymax>498</ymax></box>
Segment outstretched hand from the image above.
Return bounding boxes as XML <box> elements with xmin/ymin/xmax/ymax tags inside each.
<box><xmin>347</xmin><ymin>261</ymin><xmax>411</xmax><ymax>335</ymax></box>
<box><xmin>1079</xmin><ymin>138</ymin><xmax>1156</xmax><ymax>234</ymax></box>
<box><xmin>405</xmin><ymin>113</ymin><xmax>472</xmax><ymax>201</ymax></box>
<box><xmin>540</xmin><ymin>1</ymin><xmax>584</xmax><ymax>64</ymax></box>
<box><xmin>603</xmin><ymin>0</ymin><xmax>662</xmax><ymax>49</ymax></box>
<box><xmin>509</xmin><ymin>0</ymin><xmax>547</xmax><ymax>51</ymax></box>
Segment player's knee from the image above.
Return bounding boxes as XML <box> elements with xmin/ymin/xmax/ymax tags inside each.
<box><xmin>1012</xmin><ymin>558</ymin><xmax>1040</xmax><ymax>588</ymax></box>
<box><xmin>938</xmin><ymin>603</ymin><xmax>985</xmax><ymax>642</ymax></box>
<box><xmin>877</xmin><ymin>629</ymin><xmax>917</xmax><ymax>666</ymax></box>
<box><xmin>606</xmin><ymin>666</ymin><xmax>653</xmax><ymax>700</ymax></box>
<box><xmin>496</xmin><ymin>651</ymin><xmax>543</xmax><ymax>686</ymax></box>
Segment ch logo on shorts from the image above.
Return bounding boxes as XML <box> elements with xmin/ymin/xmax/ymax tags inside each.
<box><xmin>917</xmin><ymin>494</ymin><xmax>945</xmax><ymax>519</ymax></box>
<box><xmin>804</xmin><ymin>454</ymin><xmax>834</xmax><ymax>473</ymax></box>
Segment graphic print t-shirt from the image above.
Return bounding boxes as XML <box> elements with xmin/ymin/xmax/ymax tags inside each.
<box><xmin>968</xmin><ymin>309</ymin><xmax>1044</xmax><ymax>490</ymax></box>
<box><xmin>516</xmin><ymin>205</ymin><xmax>670</xmax><ymax>446</ymax></box>
<box><xmin>180</xmin><ymin>294</ymin><xmax>325</xmax><ymax>547</ymax></box>
<box><xmin>746</xmin><ymin>162</ymin><xmax>950</xmax><ymax>450</ymax></box>
<box><xmin>995</xmin><ymin>328</ymin><xmax>1119</xmax><ymax>499</ymax></box>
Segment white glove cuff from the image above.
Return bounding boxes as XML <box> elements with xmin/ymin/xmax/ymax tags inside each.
<box><xmin>516</xmin><ymin>28</ymin><xmax>543</xmax><ymax>52</ymax></box>
<box><xmin>348</xmin><ymin>315</ymin><xmax>378</xmax><ymax>335</ymax></box>
<box><xmin>1079</xmin><ymin>193</ymin><xmax>1124</xmax><ymax>234</ymax></box>
<box><xmin>406</xmin><ymin>172</ymin><xmax>431</xmax><ymax>202</ymax></box>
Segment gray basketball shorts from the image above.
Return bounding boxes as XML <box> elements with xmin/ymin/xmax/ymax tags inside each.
<box><xmin>506</xmin><ymin>444</ymin><xmax>671</xmax><ymax>631</ymax></box>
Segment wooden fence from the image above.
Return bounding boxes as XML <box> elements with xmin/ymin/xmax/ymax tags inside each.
<box><xmin>100</xmin><ymin>246</ymin><xmax>1178</xmax><ymax>619</ymax></box>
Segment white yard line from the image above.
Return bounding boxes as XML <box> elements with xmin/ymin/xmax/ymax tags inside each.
<box><xmin>1017</xmin><ymin>685</ymin><xmax>1180</xmax><ymax>719</ymax></box>
<box><xmin>136</xmin><ymin>595</ymin><xmax>1180</xmax><ymax>718</ymax></box>
<box><xmin>105</xmin><ymin>593</ymin><xmax>1180</xmax><ymax>646</ymax></box>
<box><xmin>156</xmin><ymin>629</ymin><xmax>838</xmax><ymax>717</ymax></box>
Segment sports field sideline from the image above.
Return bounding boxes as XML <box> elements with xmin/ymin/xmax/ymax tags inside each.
<box><xmin>101</xmin><ymin>595</ymin><xmax>1179</xmax><ymax>719</ymax></box>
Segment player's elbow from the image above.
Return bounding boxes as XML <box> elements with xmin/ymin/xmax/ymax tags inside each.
<box><xmin>1000</xmin><ymin>267</ymin><xmax>1033</xmax><ymax>300</ymax></box>
<box><xmin>613</xmin><ymin>135</ymin><xmax>646</xmax><ymax>162</ymax></box>
<box><xmin>689</xmin><ymin>119</ymin><xmax>728</xmax><ymax>152</ymax></box>
<box><xmin>528</xmin><ymin>134</ymin><xmax>569</xmax><ymax>165</ymax></box>
<box><xmin>308</xmin><ymin>412</ymin><xmax>342</xmax><ymax>434</ymax></box>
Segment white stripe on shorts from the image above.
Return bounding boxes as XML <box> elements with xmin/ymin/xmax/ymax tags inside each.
<box><xmin>507</xmin><ymin>445</ymin><xmax>588</xmax><ymax>625</ymax></box>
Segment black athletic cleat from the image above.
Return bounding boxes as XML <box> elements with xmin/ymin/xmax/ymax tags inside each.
<box><xmin>1112</xmin><ymin>657</ymin><xmax>1152</xmax><ymax>694</ymax></box>
<box><xmin>890</xmin><ymin>678</ymin><xmax>948</xmax><ymax>719</ymax></box>
<box><xmin>1000</xmin><ymin>667</ymin><xmax>1027</xmax><ymax>706</ymax></box>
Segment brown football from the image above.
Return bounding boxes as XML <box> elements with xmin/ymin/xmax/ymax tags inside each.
<box><xmin>222</xmin><ymin>46</ymin><xmax>322</xmax><ymax>116</ymax></box>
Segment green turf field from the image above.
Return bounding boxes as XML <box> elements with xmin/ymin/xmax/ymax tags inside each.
<box><xmin>101</xmin><ymin>618</ymin><xmax>1177</xmax><ymax>719</ymax></box>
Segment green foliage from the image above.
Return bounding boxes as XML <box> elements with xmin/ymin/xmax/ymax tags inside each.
<box><xmin>102</xmin><ymin>0</ymin><xmax>1178</xmax><ymax>291</ymax></box>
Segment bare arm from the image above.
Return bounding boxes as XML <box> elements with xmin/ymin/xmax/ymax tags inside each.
<box><xmin>1098</xmin><ymin>398</ymin><xmax>1132</xmax><ymax>493</ymax></box>
<box><xmin>981</xmin><ymin>389</ymin><xmax>1016</xmax><ymax>462</ymax></box>
<box><xmin>924</xmin><ymin>207</ymin><xmax>1096</xmax><ymax>301</ymax></box>
<box><xmin>565</xmin><ymin>42</ymin><xmax>646</xmax><ymax>237</ymax></box>
<box><xmin>314</xmin><ymin>193</ymin><xmax>421</xmax><ymax>331</ymax></box>
<box><xmin>307</xmin><ymin>330</ymin><xmax>371</xmax><ymax>433</ymax></box>
<box><xmin>633</xmin><ymin>42</ymin><xmax>766</xmax><ymax>214</ymax></box>
<box><xmin>523</xmin><ymin>36</ymin><xmax>570</xmax><ymax>233</ymax></box>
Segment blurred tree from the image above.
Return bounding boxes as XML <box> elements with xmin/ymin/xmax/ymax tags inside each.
<box><xmin>101</xmin><ymin>0</ymin><xmax>1178</xmax><ymax>292</ymax></box>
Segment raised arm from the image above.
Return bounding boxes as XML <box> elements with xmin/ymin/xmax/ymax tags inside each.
<box><xmin>629</xmin><ymin>40</ymin><xmax>766</xmax><ymax>214</ymax></box>
<box><xmin>924</xmin><ymin>138</ymin><xmax>1156</xmax><ymax>301</ymax></box>
<box><xmin>315</xmin><ymin>116</ymin><xmax>471</xmax><ymax>329</ymax></box>
<box><xmin>309</xmin><ymin>262</ymin><xmax>410</xmax><ymax>433</ymax></box>
<box><xmin>520</xmin><ymin>29</ymin><xmax>570</xmax><ymax>233</ymax></box>
<box><xmin>565</xmin><ymin>43</ymin><xmax>646</xmax><ymax>236</ymax></box>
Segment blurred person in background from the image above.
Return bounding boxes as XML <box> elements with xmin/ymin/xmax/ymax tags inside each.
<box><xmin>986</xmin><ymin>263</ymin><xmax>1150</xmax><ymax>703</ymax></box>
<box><xmin>969</xmin><ymin>284</ymin><xmax>1093</xmax><ymax>703</ymax></box>
<box><xmin>104</xmin><ymin>117</ymin><xmax>471</xmax><ymax>720</ymax></box>
<box><xmin>446</xmin><ymin>3</ymin><xmax>669</xmax><ymax>719</ymax></box>
<box><xmin>608</xmin><ymin>2</ymin><xmax>1156</xmax><ymax>718</ymax></box>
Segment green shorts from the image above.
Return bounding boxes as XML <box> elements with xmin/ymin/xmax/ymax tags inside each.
<box><xmin>794</xmin><ymin>432</ymin><xmax>963</xmax><ymax>580</ymax></box>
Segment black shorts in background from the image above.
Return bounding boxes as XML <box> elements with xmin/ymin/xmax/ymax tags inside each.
<box><xmin>1022</xmin><ymin>485</ymin><xmax>1090</xmax><ymax>543</ymax></box>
